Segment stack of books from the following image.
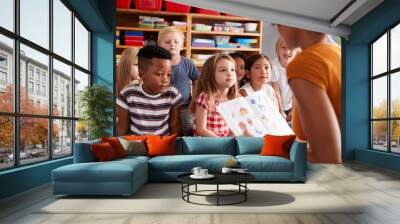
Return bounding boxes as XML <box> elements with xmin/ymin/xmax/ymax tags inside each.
<box><xmin>172</xmin><ymin>21</ymin><xmax>187</xmax><ymax>31</ymax></box>
<box><xmin>124</xmin><ymin>31</ymin><xmax>144</xmax><ymax>46</ymax></box>
<box><xmin>138</xmin><ymin>16</ymin><xmax>165</xmax><ymax>29</ymax></box>
<box><xmin>192</xmin><ymin>38</ymin><xmax>215</xmax><ymax>48</ymax></box>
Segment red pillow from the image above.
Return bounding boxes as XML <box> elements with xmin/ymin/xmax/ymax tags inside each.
<box><xmin>101</xmin><ymin>137</ymin><xmax>126</xmax><ymax>158</ymax></box>
<box><xmin>260</xmin><ymin>134</ymin><xmax>296</xmax><ymax>159</ymax></box>
<box><xmin>146</xmin><ymin>134</ymin><xmax>177</xmax><ymax>157</ymax></box>
<box><xmin>124</xmin><ymin>135</ymin><xmax>149</xmax><ymax>141</ymax></box>
<box><xmin>91</xmin><ymin>142</ymin><xmax>117</xmax><ymax>161</ymax></box>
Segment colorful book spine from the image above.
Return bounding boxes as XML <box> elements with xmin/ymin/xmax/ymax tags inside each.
<box><xmin>124</xmin><ymin>31</ymin><xmax>144</xmax><ymax>46</ymax></box>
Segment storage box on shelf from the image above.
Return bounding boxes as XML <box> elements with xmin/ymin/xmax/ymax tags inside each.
<box><xmin>165</xmin><ymin>1</ymin><xmax>191</xmax><ymax>13</ymax></box>
<box><xmin>117</xmin><ymin>0</ymin><xmax>131</xmax><ymax>9</ymax></box>
<box><xmin>134</xmin><ymin>0</ymin><xmax>162</xmax><ymax>11</ymax></box>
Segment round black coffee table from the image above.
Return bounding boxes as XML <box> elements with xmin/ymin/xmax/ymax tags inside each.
<box><xmin>177</xmin><ymin>173</ymin><xmax>255</xmax><ymax>206</ymax></box>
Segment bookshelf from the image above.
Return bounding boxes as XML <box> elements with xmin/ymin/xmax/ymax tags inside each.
<box><xmin>116</xmin><ymin>8</ymin><xmax>263</xmax><ymax>65</ymax></box>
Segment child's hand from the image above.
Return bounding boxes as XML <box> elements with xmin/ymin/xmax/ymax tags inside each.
<box><xmin>287</xmin><ymin>111</ymin><xmax>292</xmax><ymax>122</ymax></box>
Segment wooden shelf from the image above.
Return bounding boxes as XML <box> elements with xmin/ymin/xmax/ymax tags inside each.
<box><xmin>191</xmin><ymin>47</ymin><xmax>260</xmax><ymax>52</ymax></box>
<box><xmin>117</xmin><ymin>45</ymin><xmax>187</xmax><ymax>50</ymax></box>
<box><xmin>191</xmin><ymin>30</ymin><xmax>260</xmax><ymax>36</ymax></box>
<box><xmin>190</xmin><ymin>13</ymin><xmax>258</xmax><ymax>22</ymax></box>
<box><xmin>117</xmin><ymin>8</ymin><xmax>188</xmax><ymax>17</ymax></box>
<box><xmin>117</xmin><ymin>26</ymin><xmax>187</xmax><ymax>32</ymax></box>
<box><xmin>116</xmin><ymin>8</ymin><xmax>262</xmax><ymax>59</ymax></box>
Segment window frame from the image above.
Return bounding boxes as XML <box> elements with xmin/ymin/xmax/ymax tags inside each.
<box><xmin>370</xmin><ymin>21</ymin><xmax>400</xmax><ymax>154</ymax></box>
<box><xmin>0</xmin><ymin>0</ymin><xmax>92</xmax><ymax>171</ymax></box>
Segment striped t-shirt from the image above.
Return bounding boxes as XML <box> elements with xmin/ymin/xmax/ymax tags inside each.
<box><xmin>117</xmin><ymin>84</ymin><xmax>183</xmax><ymax>136</ymax></box>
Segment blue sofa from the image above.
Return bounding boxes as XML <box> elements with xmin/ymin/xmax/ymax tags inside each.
<box><xmin>52</xmin><ymin>137</ymin><xmax>307</xmax><ymax>196</ymax></box>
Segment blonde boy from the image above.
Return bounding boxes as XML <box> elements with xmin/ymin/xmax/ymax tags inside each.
<box><xmin>158</xmin><ymin>26</ymin><xmax>199</xmax><ymax>136</ymax></box>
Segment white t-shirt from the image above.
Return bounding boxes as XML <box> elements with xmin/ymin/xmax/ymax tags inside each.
<box><xmin>240</xmin><ymin>82</ymin><xmax>279</xmax><ymax>111</ymax></box>
<box><xmin>271</xmin><ymin>58</ymin><xmax>293</xmax><ymax>111</ymax></box>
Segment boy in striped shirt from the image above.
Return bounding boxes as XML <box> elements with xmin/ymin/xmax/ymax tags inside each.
<box><xmin>116</xmin><ymin>45</ymin><xmax>183</xmax><ymax>136</ymax></box>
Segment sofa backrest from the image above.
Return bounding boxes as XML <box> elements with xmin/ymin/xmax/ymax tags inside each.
<box><xmin>73</xmin><ymin>139</ymin><xmax>100</xmax><ymax>163</ymax></box>
<box><xmin>177</xmin><ymin>137</ymin><xmax>236</xmax><ymax>155</ymax></box>
<box><xmin>235</xmin><ymin>137</ymin><xmax>264</xmax><ymax>155</ymax></box>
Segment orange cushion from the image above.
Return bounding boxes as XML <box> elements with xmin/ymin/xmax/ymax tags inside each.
<box><xmin>146</xmin><ymin>134</ymin><xmax>177</xmax><ymax>157</ymax></box>
<box><xmin>101</xmin><ymin>137</ymin><xmax>126</xmax><ymax>158</ymax></box>
<box><xmin>124</xmin><ymin>135</ymin><xmax>149</xmax><ymax>141</ymax></box>
<box><xmin>91</xmin><ymin>142</ymin><xmax>117</xmax><ymax>161</ymax></box>
<box><xmin>260</xmin><ymin>134</ymin><xmax>296</xmax><ymax>159</ymax></box>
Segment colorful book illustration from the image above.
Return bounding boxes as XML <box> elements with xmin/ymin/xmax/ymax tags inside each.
<box><xmin>216</xmin><ymin>91</ymin><xmax>294</xmax><ymax>137</ymax></box>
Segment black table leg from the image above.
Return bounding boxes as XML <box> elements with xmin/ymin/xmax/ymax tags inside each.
<box><xmin>217</xmin><ymin>184</ymin><xmax>219</xmax><ymax>206</ymax></box>
<box><xmin>245</xmin><ymin>183</ymin><xmax>247</xmax><ymax>201</ymax></box>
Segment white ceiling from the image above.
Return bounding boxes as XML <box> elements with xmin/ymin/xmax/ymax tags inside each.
<box><xmin>172</xmin><ymin>0</ymin><xmax>384</xmax><ymax>37</ymax></box>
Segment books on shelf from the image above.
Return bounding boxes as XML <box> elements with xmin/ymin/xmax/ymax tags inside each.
<box><xmin>216</xmin><ymin>91</ymin><xmax>293</xmax><ymax>137</ymax></box>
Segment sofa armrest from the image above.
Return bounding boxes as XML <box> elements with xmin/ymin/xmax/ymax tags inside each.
<box><xmin>73</xmin><ymin>140</ymin><xmax>100</xmax><ymax>163</ymax></box>
<box><xmin>289</xmin><ymin>141</ymin><xmax>307</xmax><ymax>181</ymax></box>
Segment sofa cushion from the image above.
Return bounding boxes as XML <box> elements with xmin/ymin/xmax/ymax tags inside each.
<box><xmin>91</xmin><ymin>142</ymin><xmax>118</xmax><ymax>161</ymax></box>
<box><xmin>101</xmin><ymin>137</ymin><xmax>127</xmax><ymax>158</ymax></box>
<box><xmin>179</xmin><ymin>137</ymin><xmax>235</xmax><ymax>155</ymax></box>
<box><xmin>52</xmin><ymin>160</ymin><xmax>144</xmax><ymax>183</ymax></box>
<box><xmin>236</xmin><ymin>155</ymin><xmax>293</xmax><ymax>172</ymax></box>
<box><xmin>260</xmin><ymin>134</ymin><xmax>296</xmax><ymax>159</ymax></box>
<box><xmin>119</xmin><ymin>138</ymin><xmax>147</xmax><ymax>156</ymax></box>
<box><xmin>148</xmin><ymin>154</ymin><xmax>235</xmax><ymax>172</ymax></box>
<box><xmin>236</xmin><ymin>137</ymin><xmax>263</xmax><ymax>155</ymax></box>
<box><xmin>147</xmin><ymin>134</ymin><xmax>177</xmax><ymax>157</ymax></box>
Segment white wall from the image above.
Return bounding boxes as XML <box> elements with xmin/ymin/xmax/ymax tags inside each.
<box><xmin>261</xmin><ymin>22</ymin><xmax>280</xmax><ymax>61</ymax></box>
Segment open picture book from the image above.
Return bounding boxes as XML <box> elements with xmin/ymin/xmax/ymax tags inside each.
<box><xmin>216</xmin><ymin>91</ymin><xmax>294</xmax><ymax>137</ymax></box>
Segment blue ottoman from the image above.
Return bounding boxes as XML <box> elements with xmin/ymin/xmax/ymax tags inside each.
<box><xmin>52</xmin><ymin>157</ymin><xmax>148</xmax><ymax>196</ymax></box>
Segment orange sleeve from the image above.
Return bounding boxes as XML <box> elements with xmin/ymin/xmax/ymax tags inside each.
<box><xmin>286</xmin><ymin>51</ymin><xmax>329</xmax><ymax>91</ymax></box>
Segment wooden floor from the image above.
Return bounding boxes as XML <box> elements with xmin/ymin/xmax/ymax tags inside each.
<box><xmin>1</xmin><ymin>162</ymin><xmax>400</xmax><ymax>224</ymax></box>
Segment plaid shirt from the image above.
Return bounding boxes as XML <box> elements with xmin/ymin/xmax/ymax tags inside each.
<box><xmin>194</xmin><ymin>92</ymin><xmax>230</xmax><ymax>137</ymax></box>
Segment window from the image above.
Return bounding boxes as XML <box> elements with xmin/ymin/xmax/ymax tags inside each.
<box><xmin>28</xmin><ymin>67</ymin><xmax>34</xmax><ymax>80</ymax></box>
<box><xmin>0</xmin><ymin>0</ymin><xmax>91</xmax><ymax>170</ymax></box>
<box><xmin>371</xmin><ymin>23</ymin><xmax>400</xmax><ymax>154</ymax></box>
<box><xmin>0</xmin><ymin>54</ymin><xmax>7</xmax><ymax>87</ymax></box>
<box><xmin>36</xmin><ymin>83</ymin><xmax>40</xmax><ymax>95</ymax></box>
<box><xmin>42</xmin><ymin>85</ymin><xmax>46</xmax><ymax>97</ymax></box>
<box><xmin>28</xmin><ymin>81</ymin><xmax>34</xmax><ymax>94</ymax></box>
<box><xmin>35</xmin><ymin>70</ymin><xmax>41</xmax><ymax>81</ymax></box>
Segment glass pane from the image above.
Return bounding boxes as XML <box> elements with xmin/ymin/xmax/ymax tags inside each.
<box><xmin>372</xmin><ymin>33</ymin><xmax>387</xmax><ymax>76</ymax></box>
<box><xmin>0</xmin><ymin>116</ymin><xmax>13</xmax><ymax>170</ymax></box>
<box><xmin>391</xmin><ymin>72</ymin><xmax>400</xmax><ymax>118</ymax></box>
<box><xmin>75</xmin><ymin>120</ymin><xmax>88</xmax><ymax>143</ymax></box>
<box><xmin>53</xmin><ymin>0</ymin><xmax>72</xmax><ymax>60</ymax></box>
<box><xmin>74</xmin><ymin>18</ymin><xmax>89</xmax><ymax>70</ymax></box>
<box><xmin>372</xmin><ymin>77</ymin><xmax>387</xmax><ymax>119</ymax></box>
<box><xmin>74</xmin><ymin>69</ymin><xmax>89</xmax><ymax>118</ymax></box>
<box><xmin>391</xmin><ymin>24</ymin><xmax>400</xmax><ymax>70</ymax></box>
<box><xmin>0</xmin><ymin>35</ymin><xmax>14</xmax><ymax>113</ymax></box>
<box><xmin>391</xmin><ymin>120</ymin><xmax>400</xmax><ymax>153</ymax></box>
<box><xmin>20</xmin><ymin>44</ymin><xmax>49</xmax><ymax>115</ymax></box>
<box><xmin>53</xmin><ymin>59</ymin><xmax>72</xmax><ymax>117</ymax></box>
<box><xmin>53</xmin><ymin>119</ymin><xmax>72</xmax><ymax>158</ymax></box>
<box><xmin>20</xmin><ymin>0</ymin><xmax>49</xmax><ymax>49</ymax></box>
<box><xmin>20</xmin><ymin>117</ymin><xmax>49</xmax><ymax>165</ymax></box>
<box><xmin>0</xmin><ymin>0</ymin><xmax>14</xmax><ymax>31</ymax></box>
<box><xmin>372</xmin><ymin>121</ymin><xmax>388</xmax><ymax>151</ymax></box>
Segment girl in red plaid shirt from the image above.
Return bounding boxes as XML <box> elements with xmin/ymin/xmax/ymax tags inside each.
<box><xmin>190</xmin><ymin>54</ymin><xmax>239</xmax><ymax>137</ymax></box>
